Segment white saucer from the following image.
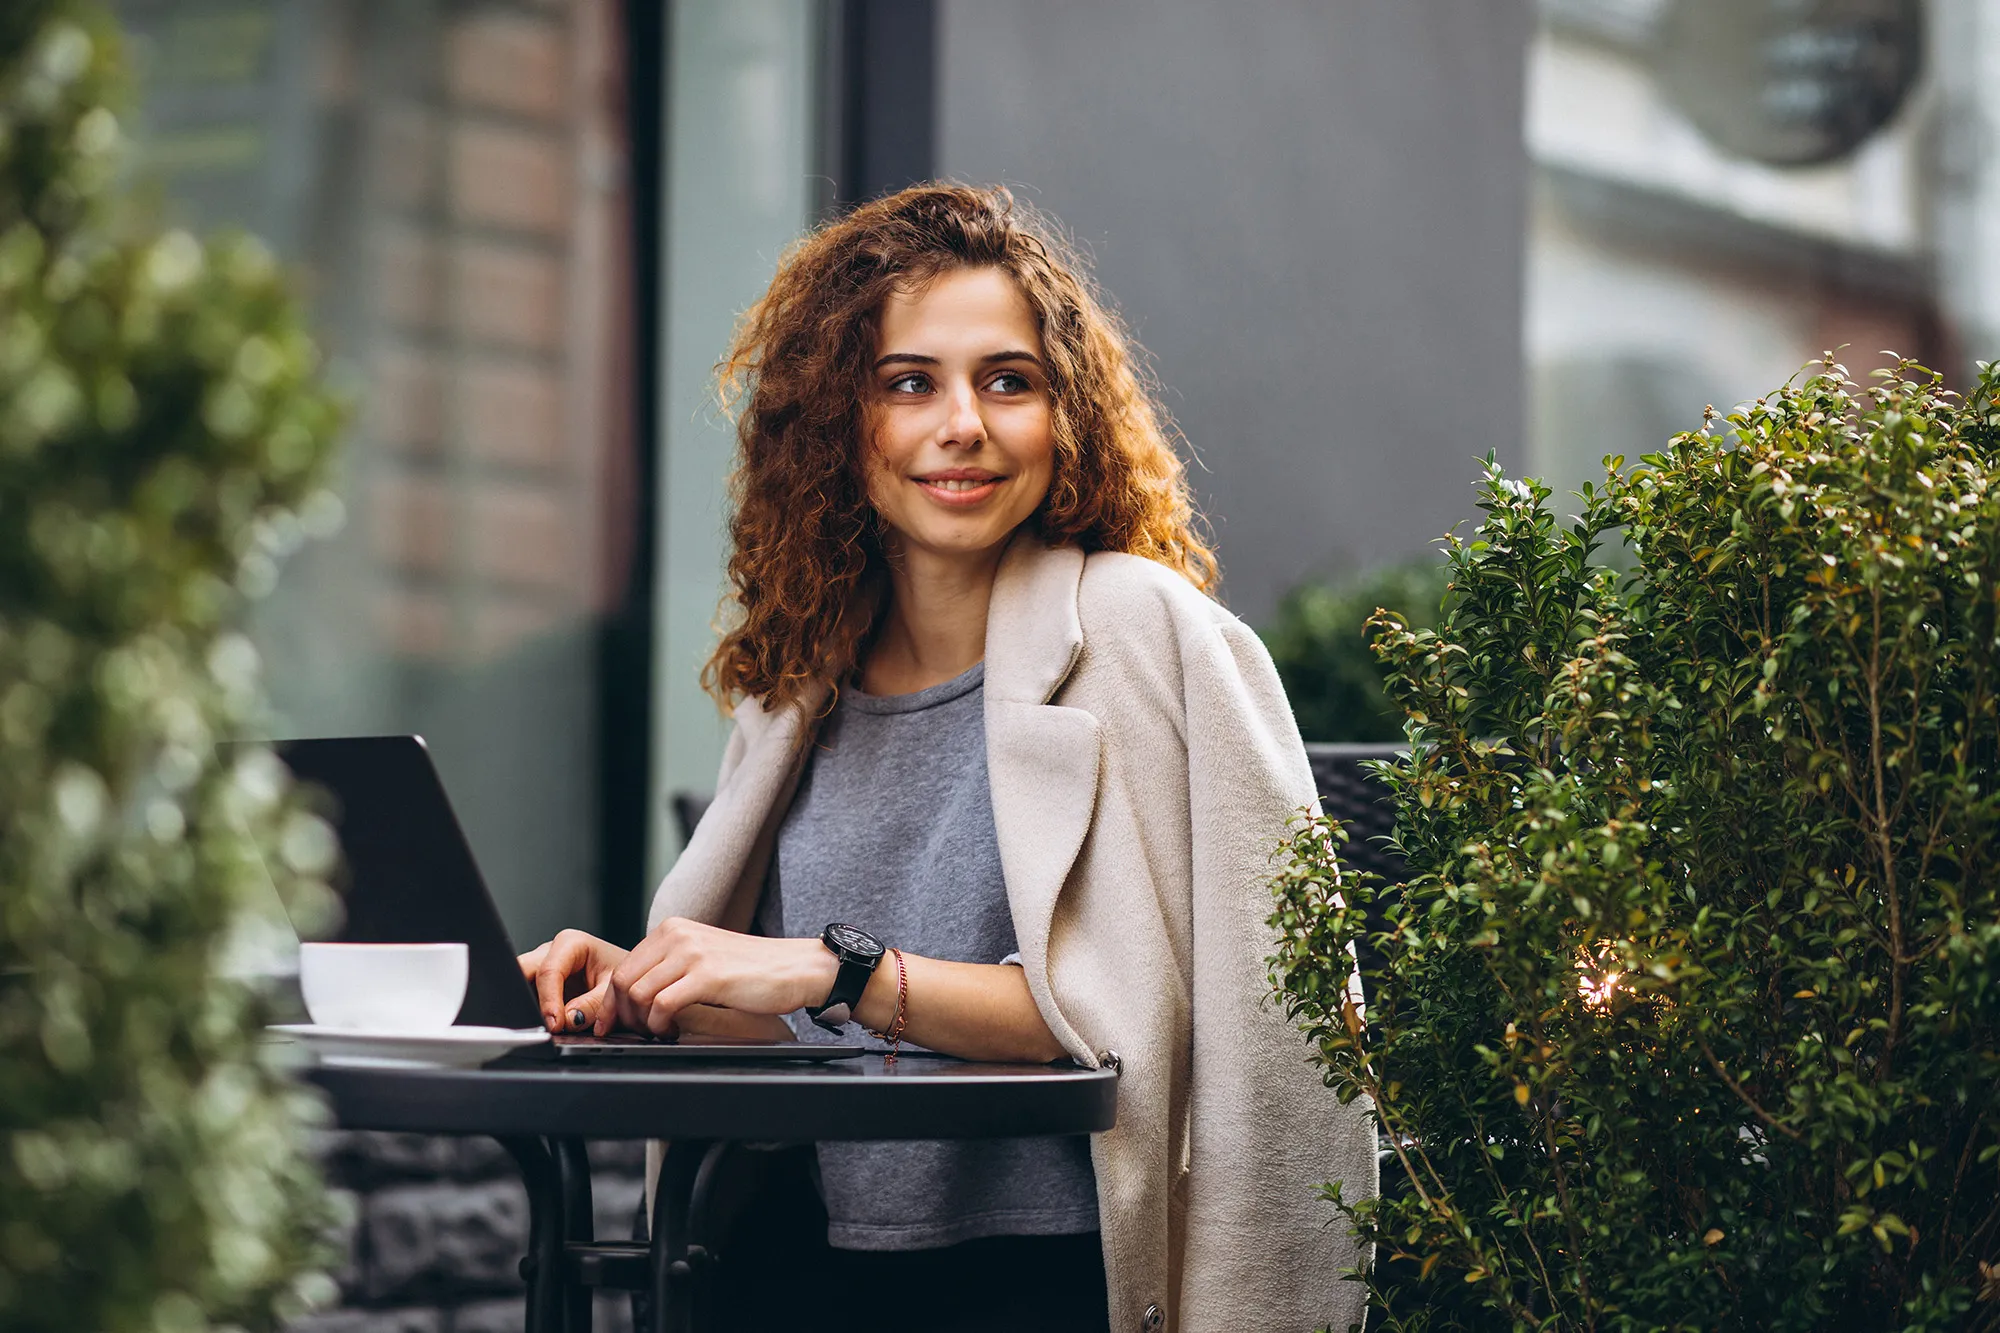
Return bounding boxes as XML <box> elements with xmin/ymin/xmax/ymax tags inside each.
<box><xmin>267</xmin><ymin>1024</ymin><xmax>551</xmax><ymax>1070</ymax></box>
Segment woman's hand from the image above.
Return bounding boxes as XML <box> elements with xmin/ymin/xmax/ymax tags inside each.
<box><xmin>611</xmin><ymin>917</ymin><xmax>837</xmax><ymax>1037</ymax></box>
<box><xmin>523</xmin><ymin>918</ymin><xmax>1069</xmax><ymax>1062</ymax></box>
<box><xmin>517</xmin><ymin>929</ymin><xmax>630</xmax><ymax>1034</ymax></box>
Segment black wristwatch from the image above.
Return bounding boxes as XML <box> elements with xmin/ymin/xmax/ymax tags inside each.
<box><xmin>808</xmin><ymin>923</ymin><xmax>886</xmax><ymax>1033</ymax></box>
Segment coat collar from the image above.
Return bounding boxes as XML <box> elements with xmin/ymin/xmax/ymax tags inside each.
<box><xmin>985</xmin><ymin>531</ymin><xmax>1087</xmax><ymax>705</ymax></box>
<box><xmin>982</xmin><ymin>534</ymin><xmax>1100</xmax><ymax>1060</ymax></box>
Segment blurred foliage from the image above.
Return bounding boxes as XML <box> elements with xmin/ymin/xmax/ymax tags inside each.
<box><xmin>1264</xmin><ymin>559</ymin><xmax>1452</xmax><ymax>742</ymax></box>
<box><xmin>1271</xmin><ymin>358</ymin><xmax>2000</xmax><ymax>1331</ymax></box>
<box><xmin>0</xmin><ymin>3</ymin><xmax>348</xmax><ymax>1329</ymax></box>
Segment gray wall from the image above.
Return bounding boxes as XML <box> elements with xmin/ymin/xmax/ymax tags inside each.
<box><xmin>938</xmin><ymin>0</ymin><xmax>1532</xmax><ymax>622</ymax></box>
<box><xmin>647</xmin><ymin>1</ymin><xmax>817</xmax><ymax>879</ymax></box>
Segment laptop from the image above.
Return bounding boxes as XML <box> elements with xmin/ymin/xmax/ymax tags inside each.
<box><xmin>268</xmin><ymin>735</ymin><xmax>861</xmax><ymax>1063</ymax></box>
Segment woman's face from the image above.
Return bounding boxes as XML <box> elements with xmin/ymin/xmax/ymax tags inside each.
<box><xmin>863</xmin><ymin>266</ymin><xmax>1055</xmax><ymax>569</ymax></box>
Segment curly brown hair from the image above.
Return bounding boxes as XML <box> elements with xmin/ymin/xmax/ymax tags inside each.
<box><xmin>702</xmin><ymin>182</ymin><xmax>1218</xmax><ymax>715</ymax></box>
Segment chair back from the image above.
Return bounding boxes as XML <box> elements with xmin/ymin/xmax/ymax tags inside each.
<box><xmin>1303</xmin><ymin>742</ymin><xmax>1408</xmax><ymax>885</ymax></box>
<box><xmin>1302</xmin><ymin>742</ymin><xmax>1411</xmax><ymax>1006</ymax></box>
<box><xmin>671</xmin><ymin>791</ymin><xmax>713</xmax><ymax>845</ymax></box>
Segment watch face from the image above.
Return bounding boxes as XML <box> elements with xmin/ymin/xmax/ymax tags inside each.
<box><xmin>824</xmin><ymin>923</ymin><xmax>884</xmax><ymax>960</ymax></box>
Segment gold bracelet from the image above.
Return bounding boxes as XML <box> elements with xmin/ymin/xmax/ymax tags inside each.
<box><xmin>865</xmin><ymin>948</ymin><xmax>909</xmax><ymax>1064</ymax></box>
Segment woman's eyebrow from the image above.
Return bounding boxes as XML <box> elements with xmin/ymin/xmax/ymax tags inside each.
<box><xmin>871</xmin><ymin>350</ymin><xmax>1044</xmax><ymax>371</ymax></box>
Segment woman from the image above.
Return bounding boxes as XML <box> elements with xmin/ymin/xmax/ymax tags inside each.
<box><xmin>522</xmin><ymin>184</ymin><xmax>1375</xmax><ymax>1332</ymax></box>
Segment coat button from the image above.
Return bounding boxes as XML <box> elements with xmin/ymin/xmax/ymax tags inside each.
<box><xmin>1142</xmin><ymin>1302</ymin><xmax>1164</xmax><ymax>1331</ymax></box>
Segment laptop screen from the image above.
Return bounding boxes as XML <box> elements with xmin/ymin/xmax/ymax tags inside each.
<box><xmin>270</xmin><ymin>736</ymin><xmax>546</xmax><ymax>1031</ymax></box>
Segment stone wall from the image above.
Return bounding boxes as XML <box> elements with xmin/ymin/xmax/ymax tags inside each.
<box><xmin>290</xmin><ymin>1131</ymin><xmax>646</xmax><ymax>1333</ymax></box>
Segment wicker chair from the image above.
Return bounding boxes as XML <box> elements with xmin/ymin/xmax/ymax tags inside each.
<box><xmin>1303</xmin><ymin>742</ymin><xmax>1412</xmax><ymax>1328</ymax></box>
<box><xmin>1302</xmin><ymin>742</ymin><xmax>1408</xmax><ymax>884</ymax></box>
<box><xmin>1301</xmin><ymin>742</ymin><xmax>1407</xmax><ymax>1002</ymax></box>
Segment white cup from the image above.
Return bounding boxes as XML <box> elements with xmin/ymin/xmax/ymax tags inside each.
<box><xmin>299</xmin><ymin>942</ymin><xmax>469</xmax><ymax>1032</ymax></box>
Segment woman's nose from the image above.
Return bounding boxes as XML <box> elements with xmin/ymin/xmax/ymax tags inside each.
<box><xmin>939</xmin><ymin>380</ymin><xmax>985</xmax><ymax>447</ymax></box>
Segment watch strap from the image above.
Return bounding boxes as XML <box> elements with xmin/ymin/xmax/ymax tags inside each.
<box><xmin>808</xmin><ymin>948</ymin><xmax>879</xmax><ymax>1031</ymax></box>
<box><xmin>810</xmin><ymin>1000</ymin><xmax>854</xmax><ymax>1031</ymax></box>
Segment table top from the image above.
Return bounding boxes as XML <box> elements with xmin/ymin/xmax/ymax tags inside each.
<box><xmin>307</xmin><ymin>1053</ymin><xmax>1119</xmax><ymax>1141</ymax></box>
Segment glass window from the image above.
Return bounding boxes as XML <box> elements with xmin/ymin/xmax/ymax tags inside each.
<box><xmin>116</xmin><ymin>0</ymin><xmax>640</xmax><ymax>948</ymax></box>
<box><xmin>646</xmin><ymin>0</ymin><xmax>816</xmax><ymax>886</ymax></box>
<box><xmin>1523</xmin><ymin>0</ymin><xmax>1996</xmax><ymax>503</ymax></box>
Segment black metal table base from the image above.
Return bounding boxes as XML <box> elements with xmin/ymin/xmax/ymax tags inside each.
<box><xmin>501</xmin><ymin>1135</ymin><xmax>771</xmax><ymax>1333</ymax></box>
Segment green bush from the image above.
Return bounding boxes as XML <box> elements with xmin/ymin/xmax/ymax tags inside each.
<box><xmin>1264</xmin><ymin>559</ymin><xmax>1451</xmax><ymax>742</ymax></box>
<box><xmin>0</xmin><ymin>4</ymin><xmax>346</xmax><ymax>1329</ymax></box>
<box><xmin>1270</xmin><ymin>358</ymin><xmax>2000</xmax><ymax>1331</ymax></box>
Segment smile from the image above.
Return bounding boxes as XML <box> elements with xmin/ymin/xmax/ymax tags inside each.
<box><xmin>913</xmin><ymin>473</ymin><xmax>1004</xmax><ymax>507</ymax></box>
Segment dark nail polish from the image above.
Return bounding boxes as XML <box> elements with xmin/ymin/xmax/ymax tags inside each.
<box><xmin>569</xmin><ymin>1009</ymin><xmax>587</xmax><ymax>1029</ymax></box>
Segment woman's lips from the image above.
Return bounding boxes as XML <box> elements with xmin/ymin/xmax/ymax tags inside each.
<box><xmin>913</xmin><ymin>474</ymin><xmax>1003</xmax><ymax>508</ymax></box>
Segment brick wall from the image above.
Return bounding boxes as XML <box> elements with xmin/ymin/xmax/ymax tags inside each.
<box><xmin>251</xmin><ymin>2</ymin><xmax>643</xmax><ymax>1326</ymax></box>
<box><xmin>354</xmin><ymin>0</ymin><xmax>634</xmax><ymax>669</ymax></box>
<box><xmin>291</xmin><ymin>1132</ymin><xmax>646</xmax><ymax>1333</ymax></box>
<box><xmin>119</xmin><ymin>0</ymin><xmax>634</xmax><ymax>684</ymax></box>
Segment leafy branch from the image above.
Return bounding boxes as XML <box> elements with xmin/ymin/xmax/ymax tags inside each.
<box><xmin>1274</xmin><ymin>357</ymin><xmax>2000</xmax><ymax>1331</ymax></box>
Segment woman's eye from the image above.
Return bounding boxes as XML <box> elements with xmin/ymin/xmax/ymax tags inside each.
<box><xmin>987</xmin><ymin>371</ymin><xmax>1033</xmax><ymax>394</ymax></box>
<box><xmin>885</xmin><ymin>372</ymin><xmax>931</xmax><ymax>395</ymax></box>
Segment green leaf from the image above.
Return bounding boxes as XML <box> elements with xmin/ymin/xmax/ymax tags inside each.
<box><xmin>1266</xmin><ymin>354</ymin><xmax>2000</xmax><ymax>1328</ymax></box>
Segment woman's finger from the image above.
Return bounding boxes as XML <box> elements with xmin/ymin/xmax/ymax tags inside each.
<box><xmin>619</xmin><ymin>946</ymin><xmax>692</xmax><ymax>1014</ymax></box>
<box><xmin>644</xmin><ymin>974</ymin><xmax>705</xmax><ymax>1038</ymax></box>
<box><xmin>566</xmin><ymin>974</ymin><xmax>615</xmax><ymax>1037</ymax></box>
<box><xmin>611</xmin><ymin>918</ymin><xmax>689</xmax><ymax>995</ymax></box>
<box><xmin>516</xmin><ymin>940</ymin><xmax>549</xmax><ymax>978</ymax></box>
<box><xmin>533</xmin><ymin>935</ymin><xmax>591</xmax><ymax>1030</ymax></box>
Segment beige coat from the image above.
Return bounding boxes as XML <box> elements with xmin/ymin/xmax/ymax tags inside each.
<box><xmin>647</xmin><ymin>535</ymin><xmax>1376</xmax><ymax>1333</ymax></box>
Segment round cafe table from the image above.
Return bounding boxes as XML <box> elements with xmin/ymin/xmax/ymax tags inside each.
<box><xmin>307</xmin><ymin>1053</ymin><xmax>1119</xmax><ymax>1333</ymax></box>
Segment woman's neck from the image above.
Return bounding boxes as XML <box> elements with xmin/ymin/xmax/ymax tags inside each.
<box><xmin>859</xmin><ymin>541</ymin><xmax>1004</xmax><ymax>696</ymax></box>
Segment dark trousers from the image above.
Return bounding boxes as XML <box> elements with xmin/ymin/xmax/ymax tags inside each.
<box><xmin>696</xmin><ymin>1146</ymin><xmax>1112</xmax><ymax>1332</ymax></box>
